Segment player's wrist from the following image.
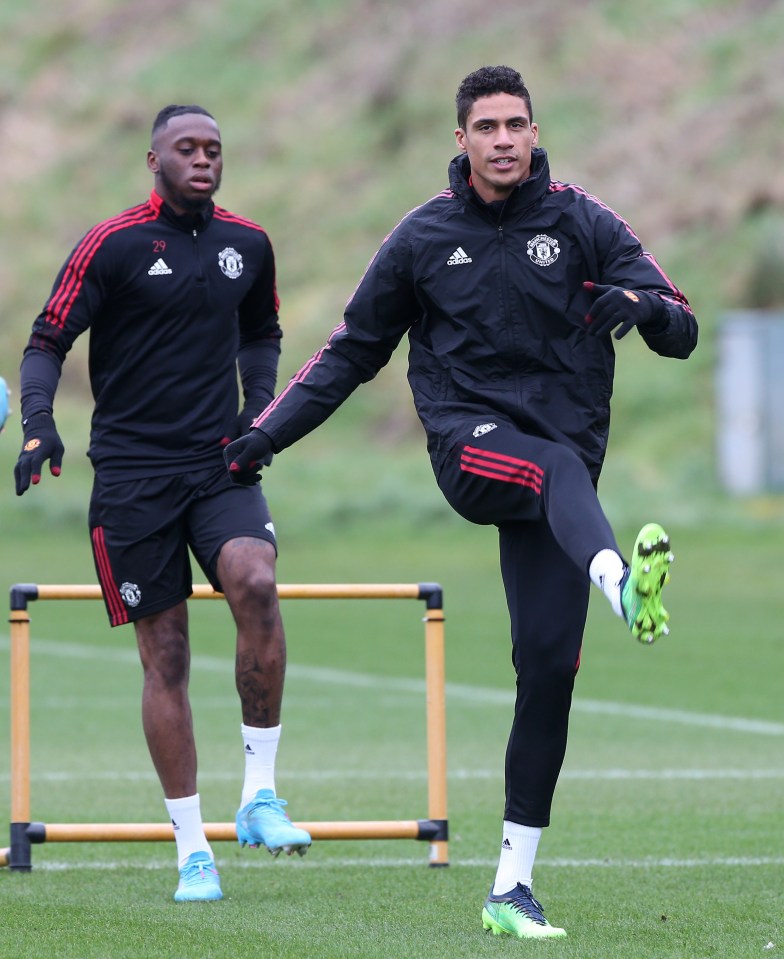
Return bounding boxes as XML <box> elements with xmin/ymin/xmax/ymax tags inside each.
<box><xmin>250</xmin><ymin>427</ymin><xmax>275</xmax><ymax>453</ymax></box>
<box><xmin>22</xmin><ymin>410</ymin><xmax>55</xmax><ymax>428</ymax></box>
<box><xmin>637</xmin><ymin>291</ymin><xmax>667</xmax><ymax>331</ymax></box>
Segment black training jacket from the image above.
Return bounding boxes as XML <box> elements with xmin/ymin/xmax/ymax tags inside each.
<box><xmin>257</xmin><ymin>148</ymin><xmax>697</xmax><ymax>482</ymax></box>
<box><xmin>21</xmin><ymin>190</ymin><xmax>282</xmax><ymax>478</ymax></box>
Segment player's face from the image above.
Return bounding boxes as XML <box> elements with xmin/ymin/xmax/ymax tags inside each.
<box><xmin>455</xmin><ymin>93</ymin><xmax>538</xmax><ymax>203</ymax></box>
<box><xmin>147</xmin><ymin>113</ymin><xmax>223</xmax><ymax>214</ymax></box>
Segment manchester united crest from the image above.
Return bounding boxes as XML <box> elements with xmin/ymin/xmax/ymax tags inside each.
<box><xmin>218</xmin><ymin>247</ymin><xmax>243</xmax><ymax>279</ymax></box>
<box><xmin>527</xmin><ymin>234</ymin><xmax>560</xmax><ymax>267</ymax></box>
<box><xmin>120</xmin><ymin>582</ymin><xmax>141</xmax><ymax>607</ymax></box>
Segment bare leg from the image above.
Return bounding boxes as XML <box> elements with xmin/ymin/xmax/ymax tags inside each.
<box><xmin>217</xmin><ymin>537</ymin><xmax>285</xmax><ymax>726</ymax></box>
<box><xmin>220</xmin><ymin>538</ymin><xmax>310</xmax><ymax>853</ymax></box>
<box><xmin>134</xmin><ymin>603</ymin><xmax>196</xmax><ymax>798</ymax></box>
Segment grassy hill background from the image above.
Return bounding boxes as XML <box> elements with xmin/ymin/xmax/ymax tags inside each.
<box><xmin>1</xmin><ymin>13</ymin><xmax>783</xmax><ymax>954</ymax></box>
<box><xmin>2</xmin><ymin>0</ymin><xmax>784</xmax><ymax>532</ymax></box>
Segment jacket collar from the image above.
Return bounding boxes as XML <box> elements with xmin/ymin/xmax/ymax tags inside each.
<box><xmin>448</xmin><ymin>147</ymin><xmax>550</xmax><ymax>218</ymax></box>
<box><xmin>150</xmin><ymin>189</ymin><xmax>214</xmax><ymax>232</ymax></box>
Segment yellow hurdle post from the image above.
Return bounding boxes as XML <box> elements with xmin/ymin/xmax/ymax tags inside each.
<box><xmin>4</xmin><ymin>582</ymin><xmax>449</xmax><ymax>870</ymax></box>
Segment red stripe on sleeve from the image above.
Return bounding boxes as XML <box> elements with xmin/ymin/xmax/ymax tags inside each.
<box><xmin>46</xmin><ymin>204</ymin><xmax>157</xmax><ymax>331</ymax></box>
<box><xmin>212</xmin><ymin>207</ymin><xmax>267</xmax><ymax>232</ymax></box>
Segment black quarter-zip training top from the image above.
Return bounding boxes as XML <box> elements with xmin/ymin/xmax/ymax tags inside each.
<box><xmin>21</xmin><ymin>190</ymin><xmax>282</xmax><ymax>478</ymax></box>
<box><xmin>256</xmin><ymin>149</ymin><xmax>697</xmax><ymax>482</ymax></box>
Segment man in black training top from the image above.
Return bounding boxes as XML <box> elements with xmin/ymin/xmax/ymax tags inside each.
<box><xmin>14</xmin><ymin>104</ymin><xmax>311</xmax><ymax>902</ymax></box>
<box><xmin>226</xmin><ymin>66</ymin><xmax>698</xmax><ymax>938</ymax></box>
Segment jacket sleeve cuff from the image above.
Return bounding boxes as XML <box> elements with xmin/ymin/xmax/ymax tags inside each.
<box><xmin>640</xmin><ymin>292</ymin><xmax>668</xmax><ymax>334</ymax></box>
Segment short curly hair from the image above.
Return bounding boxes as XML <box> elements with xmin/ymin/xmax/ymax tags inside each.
<box><xmin>455</xmin><ymin>66</ymin><xmax>532</xmax><ymax>129</ymax></box>
<box><xmin>151</xmin><ymin>104</ymin><xmax>215</xmax><ymax>142</ymax></box>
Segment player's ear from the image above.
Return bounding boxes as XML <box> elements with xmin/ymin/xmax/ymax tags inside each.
<box><xmin>455</xmin><ymin>128</ymin><xmax>467</xmax><ymax>152</ymax></box>
<box><xmin>147</xmin><ymin>149</ymin><xmax>159</xmax><ymax>173</ymax></box>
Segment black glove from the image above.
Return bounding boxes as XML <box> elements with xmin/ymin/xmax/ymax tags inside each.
<box><xmin>14</xmin><ymin>412</ymin><xmax>65</xmax><ymax>496</ymax></box>
<box><xmin>223</xmin><ymin>428</ymin><xmax>274</xmax><ymax>486</ymax></box>
<box><xmin>583</xmin><ymin>282</ymin><xmax>664</xmax><ymax>340</ymax></box>
<box><xmin>220</xmin><ymin>409</ymin><xmax>260</xmax><ymax>449</ymax></box>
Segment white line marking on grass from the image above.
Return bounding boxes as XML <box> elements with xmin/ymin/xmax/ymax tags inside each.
<box><xmin>28</xmin><ymin>855</ymin><xmax>784</xmax><ymax>872</ymax></box>
<box><xmin>1</xmin><ymin>768</ymin><xmax>782</xmax><ymax>785</ymax></box>
<box><xmin>2</xmin><ymin>634</ymin><xmax>783</xmax><ymax>736</ymax></box>
<box><xmin>568</xmin><ymin>699</ymin><xmax>784</xmax><ymax>736</ymax></box>
<box><xmin>561</xmin><ymin>768</ymin><xmax>784</xmax><ymax>780</ymax></box>
<box><xmin>452</xmin><ymin>856</ymin><xmax>784</xmax><ymax>869</ymax></box>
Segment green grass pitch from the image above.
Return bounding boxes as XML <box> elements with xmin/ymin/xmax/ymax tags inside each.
<box><xmin>1</xmin><ymin>512</ymin><xmax>782</xmax><ymax>958</ymax></box>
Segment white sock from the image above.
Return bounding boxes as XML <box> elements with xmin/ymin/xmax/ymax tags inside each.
<box><xmin>492</xmin><ymin>821</ymin><xmax>542</xmax><ymax>894</ymax></box>
<box><xmin>240</xmin><ymin>723</ymin><xmax>281</xmax><ymax>807</ymax></box>
<box><xmin>588</xmin><ymin>548</ymin><xmax>627</xmax><ymax>618</ymax></box>
<box><xmin>165</xmin><ymin>793</ymin><xmax>212</xmax><ymax>869</ymax></box>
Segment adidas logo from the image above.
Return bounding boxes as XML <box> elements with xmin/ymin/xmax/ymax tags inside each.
<box><xmin>245</xmin><ymin>744</ymin><xmax>255</xmax><ymax>755</ymax></box>
<box><xmin>501</xmin><ymin>838</ymin><xmax>513</xmax><ymax>851</ymax></box>
<box><xmin>148</xmin><ymin>258</ymin><xmax>173</xmax><ymax>275</ymax></box>
<box><xmin>473</xmin><ymin>422</ymin><xmax>497</xmax><ymax>438</ymax></box>
<box><xmin>447</xmin><ymin>246</ymin><xmax>472</xmax><ymax>266</ymax></box>
<box><xmin>171</xmin><ymin>818</ymin><xmax>179</xmax><ymax>831</ymax></box>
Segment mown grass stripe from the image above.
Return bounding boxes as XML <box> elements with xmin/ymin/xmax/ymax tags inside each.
<box><xmin>2</xmin><ymin>634</ymin><xmax>782</xmax><ymax>737</ymax></box>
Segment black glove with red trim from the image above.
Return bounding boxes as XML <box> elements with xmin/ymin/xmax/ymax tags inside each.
<box><xmin>220</xmin><ymin>408</ymin><xmax>260</xmax><ymax>449</ymax></box>
<box><xmin>223</xmin><ymin>427</ymin><xmax>274</xmax><ymax>486</ymax></box>
<box><xmin>14</xmin><ymin>412</ymin><xmax>65</xmax><ymax>495</ymax></box>
<box><xmin>583</xmin><ymin>282</ymin><xmax>665</xmax><ymax>340</ymax></box>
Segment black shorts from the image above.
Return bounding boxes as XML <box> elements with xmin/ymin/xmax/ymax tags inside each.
<box><xmin>88</xmin><ymin>464</ymin><xmax>277</xmax><ymax>627</ymax></box>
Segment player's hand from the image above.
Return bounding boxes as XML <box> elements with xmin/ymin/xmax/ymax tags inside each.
<box><xmin>220</xmin><ymin>409</ymin><xmax>262</xmax><ymax>448</ymax></box>
<box><xmin>583</xmin><ymin>282</ymin><xmax>664</xmax><ymax>340</ymax></box>
<box><xmin>223</xmin><ymin>428</ymin><xmax>274</xmax><ymax>486</ymax></box>
<box><xmin>14</xmin><ymin>412</ymin><xmax>65</xmax><ymax>495</ymax></box>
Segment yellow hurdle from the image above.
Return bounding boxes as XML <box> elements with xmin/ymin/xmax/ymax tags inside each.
<box><xmin>3</xmin><ymin>582</ymin><xmax>448</xmax><ymax>870</ymax></box>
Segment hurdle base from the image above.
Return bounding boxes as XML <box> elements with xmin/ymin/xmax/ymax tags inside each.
<box><xmin>8</xmin><ymin>822</ymin><xmax>32</xmax><ymax>871</ymax></box>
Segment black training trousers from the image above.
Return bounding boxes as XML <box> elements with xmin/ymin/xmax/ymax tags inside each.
<box><xmin>436</xmin><ymin>423</ymin><xmax>621</xmax><ymax>827</ymax></box>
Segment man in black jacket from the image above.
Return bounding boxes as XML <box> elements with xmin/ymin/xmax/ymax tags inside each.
<box><xmin>225</xmin><ymin>67</ymin><xmax>697</xmax><ymax>938</ymax></box>
<box><xmin>14</xmin><ymin>105</ymin><xmax>311</xmax><ymax>901</ymax></box>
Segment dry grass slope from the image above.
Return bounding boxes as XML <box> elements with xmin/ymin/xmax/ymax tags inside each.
<box><xmin>1</xmin><ymin>0</ymin><xmax>783</xmax><ymax>515</ymax></box>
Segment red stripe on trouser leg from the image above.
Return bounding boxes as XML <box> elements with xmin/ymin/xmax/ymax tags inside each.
<box><xmin>461</xmin><ymin>452</ymin><xmax>544</xmax><ymax>487</ymax></box>
<box><xmin>460</xmin><ymin>446</ymin><xmax>544</xmax><ymax>493</ymax></box>
<box><xmin>91</xmin><ymin>526</ymin><xmax>129</xmax><ymax>626</ymax></box>
<box><xmin>460</xmin><ymin>462</ymin><xmax>543</xmax><ymax>493</ymax></box>
<box><xmin>462</xmin><ymin>444</ymin><xmax>545</xmax><ymax>478</ymax></box>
